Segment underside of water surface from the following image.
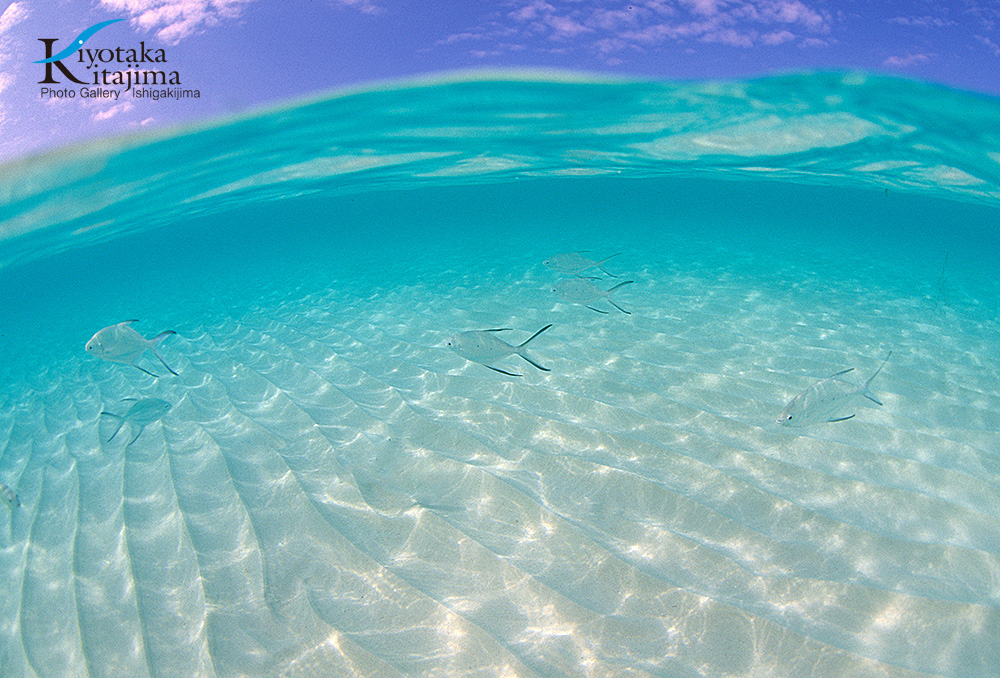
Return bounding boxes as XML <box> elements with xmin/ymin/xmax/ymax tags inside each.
<box><xmin>1</xmin><ymin>72</ymin><xmax>999</xmax><ymax>677</ymax></box>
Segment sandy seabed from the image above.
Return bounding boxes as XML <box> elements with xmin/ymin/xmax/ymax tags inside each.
<box><xmin>1</xmin><ymin>243</ymin><xmax>998</xmax><ymax>678</ymax></box>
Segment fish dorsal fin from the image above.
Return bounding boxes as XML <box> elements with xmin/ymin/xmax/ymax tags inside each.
<box><xmin>121</xmin><ymin>319</ymin><xmax>140</xmax><ymax>325</ymax></box>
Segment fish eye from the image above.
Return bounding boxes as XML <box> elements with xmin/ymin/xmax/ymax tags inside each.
<box><xmin>787</xmin><ymin>414</ymin><xmax>793</xmax><ymax>420</ymax></box>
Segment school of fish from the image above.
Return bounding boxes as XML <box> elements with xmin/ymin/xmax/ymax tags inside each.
<box><xmin>0</xmin><ymin>252</ymin><xmax>892</xmax><ymax>516</ymax></box>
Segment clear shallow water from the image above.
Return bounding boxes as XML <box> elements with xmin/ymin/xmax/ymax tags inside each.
<box><xmin>1</xmin><ymin>71</ymin><xmax>999</xmax><ymax>677</ymax></box>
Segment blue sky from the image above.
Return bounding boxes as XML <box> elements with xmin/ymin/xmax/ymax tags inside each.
<box><xmin>0</xmin><ymin>0</ymin><xmax>997</xmax><ymax>161</ymax></box>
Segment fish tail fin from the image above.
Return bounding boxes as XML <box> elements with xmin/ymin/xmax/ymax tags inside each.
<box><xmin>517</xmin><ymin>324</ymin><xmax>552</xmax><ymax>349</ymax></box>
<box><xmin>484</xmin><ymin>365</ymin><xmax>522</xmax><ymax>377</ymax></box>
<box><xmin>150</xmin><ymin>330</ymin><xmax>179</xmax><ymax>376</ymax></box>
<box><xmin>596</xmin><ymin>252</ymin><xmax>622</xmax><ymax>277</ymax></box>
<box><xmin>607</xmin><ymin>280</ymin><xmax>635</xmax><ymax>294</ymax></box>
<box><xmin>518</xmin><ymin>352</ymin><xmax>551</xmax><ymax>372</ymax></box>
<box><xmin>150</xmin><ymin>330</ymin><xmax>176</xmax><ymax>345</ymax></box>
<box><xmin>861</xmin><ymin>350</ymin><xmax>892</xmax><ymax>406</ymax></box>
<box><xmin>516</xmin><ymin>324</ymin><xmax>552</xmax><ymax>372</ymax></box>
<box><xmin>607</xmin><ymin>298</ymin><xmax>631</xmax><ymax>314</ymax></box>
<box><xmin>101</xmin><ymin>412</ymin><xmax>126</xmax><ymax>442</ymax></box>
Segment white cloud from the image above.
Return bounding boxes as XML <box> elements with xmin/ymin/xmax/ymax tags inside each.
<box><xmin>98</xmin><ymin>0</ymin><xmax>378</xmax><ymax>45</ymax></box>
<box><xmin>702</xmin><ymin>27</ymin><xmax>755</xmax><ymax>47</ymax></box>
<box><xmin>759</xmin><ymin>0</ymin><xmax>826</xmax><ymax>31</ymax></box>
<box><xmin>798</xmin><ymin>36</ymin><xmax>827</xmax><ymax>47</ymax></box>
<box><xmin>679</xmin><ymin>0</ymin><xmax>722</xmax><ymax>17</ymax></box>
<box><xmin>0</xmin><ymin>2</ymin><xmax>29</xmax><ymax>35</ymax></box>
<box><xmin>98</xmin><ymin>0</ymin><xmax>253</xmax><ymax>44</ymax></box>
<box><xmin>509</xmin><ymin>0</ymin><xmax>593</xmax><ymax>39</ymax></box>
<box><xmin>547</xmin><ymin>14</ymin><xmax>592</xmax><ymax>37</ymax></box>
<box><xmin>93</xmin><ymin>101</ymin><xmax>135</xmax><ymax>121</ymax></box>
<box><xmin>883</xmin><ymin>53</ymin><xmax>932</xmax><ymax>68</ymax></box>
<box><xmin>435</xmin><ymin>32</ymin><xmax>483</xmax><ymax>46</ymax></box>
<box><xmin>481</xmin><ymin>0</ymin><xmax>832</xmax><ymax>56</ymax></box>
<box><xmin>760</xmin><ymin>29</ymin><xmax>795</xmax><ymax>45</ymax></box>
<box><xmin>1</xmin><ymin>2</ymin><xmax>29</xmax><ymax>67</ymax></box>
<box><xmin>888</xmin><ymin>15</ymin><xmax>956</xmax><ymax>28</ymax></box>
<box><xmin>0</xmin><ymin>1</ymin><xmax>29</xmax><ymax>128</ymax></box>
<box><xmin>975</xmin><ymin>34</ymin><xmax>1000</xmax><ymax>56</ymax></box>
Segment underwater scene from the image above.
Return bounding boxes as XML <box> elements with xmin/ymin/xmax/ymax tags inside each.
<box><xmin>1</xmin><ymin>71</ymin><xmax>999</xmax><ymax>677</ymax></box>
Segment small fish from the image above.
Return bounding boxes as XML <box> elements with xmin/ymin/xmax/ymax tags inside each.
<box><xmin>551</xmin><ymin>278</ymin><xmax>634</xmax><ymax>314</ymax></box>
<box><xmin>85</xmin><ymin>320</ymin><xmax>178</xmax><ymax>378</ymax></box>
<box><xmin>447</xmin><ymin>324</ymin><xmax>553</xmax><ymax>377</ymax></box>
<box><xmin>101</xmin><ymin>397</ymin><xmax>172</xmax><ymax>445</ymax></box>
<box><xmin>543</xmin><ymin>252</ymin><xmax>621</xmax><ymax>278</ymax></box>
<box><xmin>777</xmin><ymin>352</ymin><xmax>891</xmax><ymax>427</ymax></box>
<box><xmin>1</xmin><ymin>481</ymin><xmax>19</xmax><ymax>510</ymax></box>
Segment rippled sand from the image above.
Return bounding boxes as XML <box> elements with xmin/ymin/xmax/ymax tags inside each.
<box><xmin>1</xmin><ymin>242</ymin><xmax>997</xmax><ymax>677</ymax></box>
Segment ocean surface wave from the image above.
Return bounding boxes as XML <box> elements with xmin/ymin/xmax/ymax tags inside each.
<box><xmin>1</xmin><ymin>72</ymin><xmax>999</xmax><ymax>677</ymax></box>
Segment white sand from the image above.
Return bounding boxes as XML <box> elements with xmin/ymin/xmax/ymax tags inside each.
<box><xmin>0</xmin><ymin>246</ymin><xmax>997</xmax><ymax>677</ymax></box>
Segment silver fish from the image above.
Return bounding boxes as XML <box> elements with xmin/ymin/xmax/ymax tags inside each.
<box><xmin>447</xmin><ymin>324</ymin><xmax>552</xmax><ymax>377</ymax></box>
<box><xmin>85</xmin><ymin>320</ymin><xmax>178</xmax><ymax>378</ymax></box>
<box><xmin>543</xmin><ymin>252</ymin><xmax>621</xmax><ymax>277</ymax></box>
<box><xmin>1</xmin><ymin>481</ymin><xmax>19</xmax><ymax>510</ymax></box>
<box><xmin>551</xmin><ymin>278</ymin><xmax>634</xmax><ymax>314</ymax></box>
<box><xmin>101</xmin><ymin>397</ymin><xmax>172</xmax><ymax>445</ymax></box>
<box><xmin>777</xmin><ymin>352</ymin><xmax>891</xmax><ymax>427</ymax></box>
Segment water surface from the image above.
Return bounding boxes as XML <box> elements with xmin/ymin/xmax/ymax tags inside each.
<box><xmin>1</xmin><ymin>71</ymin><xmax>999</xmax><ymax>677</ymax></box>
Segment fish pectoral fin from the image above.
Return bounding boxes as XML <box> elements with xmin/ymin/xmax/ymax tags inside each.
<box><xmin>484</xmin><ymin>328</ymin><xmax>514</xmax><ymax>332</ymax></box>
<box><xmin>484</xmin><ymin>364</ymin><xmax>522</xmax><ymax>377</ymax></box>
<box><xmin>863</xmin><ymin>392</ymin><xmax>883</xmax><ymax>406</ymax></box>
<box><xmin>829</xmin><ymin>367</ymin><xmax>855</xmax><ymax>377</ymax></box>
<box><xmin>827</xmin><ymin>414</ymin><xmax>856</xmax><ymax>423</ymax></box>
<box><xmin>586</xmin><ymin>305</ymin><xmax>609</xmax><ymax>314</ymax></box>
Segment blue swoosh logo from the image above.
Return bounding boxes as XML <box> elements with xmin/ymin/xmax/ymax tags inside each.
<box><xmin>33</xmin><ymin>19</ymin><xmax>125</xmax><ymax>63</ymax></box>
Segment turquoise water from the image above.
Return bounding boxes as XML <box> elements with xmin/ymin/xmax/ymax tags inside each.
<box><xmin>1</xmin><ymin>71</ymin><xmax>999</xmax><ymax>677</ymax></box>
